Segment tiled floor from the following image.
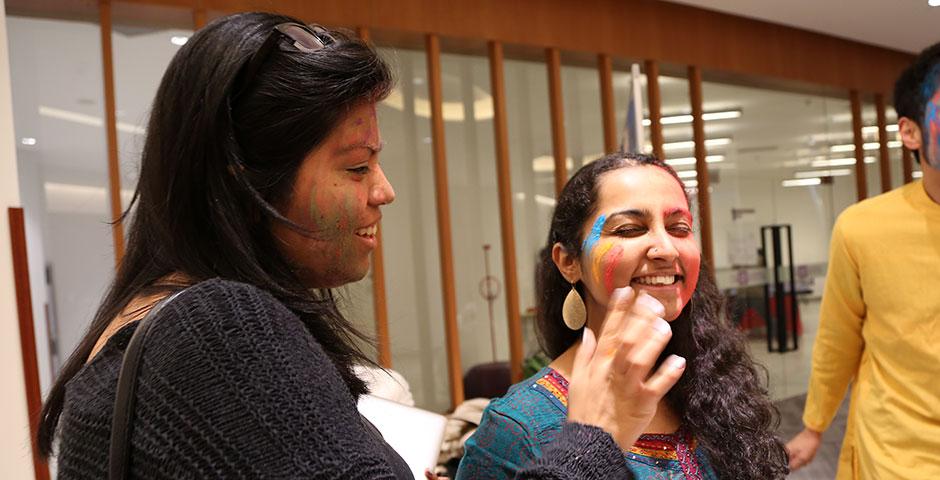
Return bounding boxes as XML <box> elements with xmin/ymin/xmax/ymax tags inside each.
<box><xmin>744</xmin><ymin>298</ymin><xmax>820</xmax><ymax>402</ymax></box>
<box><xmin>776</xmin><ymin>393</ymin><xmax>849</xmax><ymax>480</ymax></box>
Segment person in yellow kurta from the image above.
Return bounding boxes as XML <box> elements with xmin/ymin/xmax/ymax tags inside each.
<box><xmin>787</xmin><ymin>42</ymin><xmax>940</xmax><ymax>479</ymax></box>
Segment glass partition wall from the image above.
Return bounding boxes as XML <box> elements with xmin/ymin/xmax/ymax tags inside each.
<box><xmin>9</xmin><ymin>11</ymin><xmax>914</xmax><ymax>418</ymax></box>
<box><xmin>9</xmin><ymin>15</ymin><xmax>115</xmax><ymax>397</ymax></box>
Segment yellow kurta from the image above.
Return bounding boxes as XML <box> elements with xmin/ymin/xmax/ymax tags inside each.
<box><xmin>804</xmin><ymin>180</ymin><xmax>940</xmax><ymax>479</ymax></box>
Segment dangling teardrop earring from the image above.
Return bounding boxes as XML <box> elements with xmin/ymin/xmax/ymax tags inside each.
<box><xmin>562</xmin><ymin>283</ymin><xmax>587</xmax><ymax>330</ymax></box>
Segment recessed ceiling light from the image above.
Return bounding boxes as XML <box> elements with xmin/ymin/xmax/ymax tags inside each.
<box><xmin>20</xmin><ymin>137</ymin><xmax>36</xmax><ymax>146</ymax></box>
<box><xmin>170</xmin><ymin>36</ymin><xmax>189</xmax><ymax>46</ymax></box>
<box><xmin>809</xmin><ymin>157</ymin><xmax>877</xmax><ymax>167</ymax></box>
<box><xmin>665</xmin><ymin>155</ymin><xmax>725</xmax><ymax>166</ymax></box>
<box><xmin>641</xmin><ymin>109</ymin><xmax>741</xmax><ymax>127</ymax></box>
<box><xmin>861</xmin><ymin>124</ymin><xmax>899</xmax><ymax>134</ymax></box>
<box><xmin>929</xmin><ymin>0</ymin><xmax>940</xmax><ymax>7</ymax></box>
<box><xmin>794</xmin><ymin>168</ymin><xmax>853</xmax><ymax>178</ymax></box>
<box><xmin>661</xmin><ymin>137</ymin><xmax>732</xmax><ymax>152</ymax></box>
<box><xmin>830</xmin><ymin>141</ymin><xmax>902</xmax><ymax>152</ymax></box>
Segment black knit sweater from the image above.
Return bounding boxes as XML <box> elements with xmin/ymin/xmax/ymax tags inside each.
<box><xmin>56</xmin><ymin>279</ymin><xmax>632</xmax><ymax>479</ymax></box>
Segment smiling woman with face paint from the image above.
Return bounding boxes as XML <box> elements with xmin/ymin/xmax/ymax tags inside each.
<box><xmin>458</xmin><ymin>153</ymin><xmax>788</xmax><ymax>480</ymax></box>
<box><xmin>36</xmin><ymin>13</ymin><xmax>684</xmax><ymax>480</ymax></box>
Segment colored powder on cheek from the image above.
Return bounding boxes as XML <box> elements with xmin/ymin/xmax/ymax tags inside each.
<box><xmin>335</xmin><ymin>189</ymin><xmax>351</xmax><ymax>231</ymax></box>
<box><xmin>602</xmin><ymin>246</ymin><xmax>623</xmax><ymax>295</ymax></box>
<box><xmin>681</xmin><ymin>261</ymin><xmax>701</xmax><ymax>306</ymax></box>
<box><xmin>592</xmin><ymin>241</ymin><xmax>614</xmax><ymax>286</ymax></box>
<box><xmin>925</xmin><ymin>88</ymin><xmax>940</xmax><ymax>168</ymax></box>
<box><xmin>582</xmin><ymin>215</ymin><xmax>606</xmax><ymax>254</ymax></box>
<box><xmin>307</xmin><ymin>184</ymin><xmax>321</xmax><ymax>232</ymax></box>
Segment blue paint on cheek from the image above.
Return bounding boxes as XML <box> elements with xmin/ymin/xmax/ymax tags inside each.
<box><xmin>922</xmin><ymin>66</ymin><xmax>940</xmax><ymax>100</ymax></box>
<box><xmin>582</xmin><ymin>215</ymin><xmax>606</xmax><ymax>255</ymax></box>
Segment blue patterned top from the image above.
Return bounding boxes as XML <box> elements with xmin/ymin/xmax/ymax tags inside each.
<box><xmin>456</xmin><ymin>366</ymin><xmax>718</xmax><ymax>479</ymax></box>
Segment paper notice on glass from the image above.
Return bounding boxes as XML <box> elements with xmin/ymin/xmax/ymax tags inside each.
<box><xmin>727</xmin><ymin>209</ymin><xmax>760</xmax><ymax>267</ymax></box>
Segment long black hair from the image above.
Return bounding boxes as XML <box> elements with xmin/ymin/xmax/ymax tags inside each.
<box><xmin>536</xmin><ymin>152</ymin><xmax>789</xmax><ymax>479</ymax></box>
<box><xmin>37</xmin><ymin>12</ymin><xmax>392</xmax><ymax>456</ymax></box>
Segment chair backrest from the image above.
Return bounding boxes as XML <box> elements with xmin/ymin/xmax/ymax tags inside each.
<box><xmin>463</xmin><ymin>361</ymin><xmax>511</xmax><ymax>400</ymax></box>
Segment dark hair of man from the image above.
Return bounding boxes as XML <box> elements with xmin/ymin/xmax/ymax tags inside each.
<box><xmin>535</xmin><ymin>152</ymin><xmax>789</xmax><ymax>479</ymax></box>
<box><xmin>37</xmin><ymin>12</ymin><xmax>392</xmax><ymax>456</ymax></box>
<box><xmin>893</xmin><ymin>41</ymin><xmax>940</xmax><ymax>161</ymax></box>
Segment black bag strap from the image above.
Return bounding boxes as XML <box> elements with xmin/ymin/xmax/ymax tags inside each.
<box><xmin>109</xmin><ymin>289</ymin><xmax>187</xmax><ymax>480</ymax></box>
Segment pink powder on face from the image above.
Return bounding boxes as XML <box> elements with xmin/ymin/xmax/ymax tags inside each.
<box><xmin>359</xmin><ymin>104</ymin><xmax>379</xmax><ymax>146</ymax></box>
<box><xmin>602</xmin><ymin>245</ymin><xmax>623</xmax><ymax>294</ymax></box>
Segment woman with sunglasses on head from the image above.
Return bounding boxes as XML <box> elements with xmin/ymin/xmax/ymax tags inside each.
<box><xmin>37</xmin><ymin>12</ymin><xmax>682</xmax><ymax>479</ymax></box>
<box><xmin>457</xmin><ymin>153</ymin><xmax>789</xmax><ymax>480</ymax></box>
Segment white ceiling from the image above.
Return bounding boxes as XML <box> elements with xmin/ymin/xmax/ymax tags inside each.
<box><xmin>667</xmin><ymin>0</ymin><xmax>940</xmax><ymax>54</ymax></box>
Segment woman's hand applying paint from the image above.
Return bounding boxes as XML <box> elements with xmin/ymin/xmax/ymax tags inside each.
<box><xmin>566</xmin><ymin>286</ymin><xmax>685</xmax><ymax>451</ymax></box>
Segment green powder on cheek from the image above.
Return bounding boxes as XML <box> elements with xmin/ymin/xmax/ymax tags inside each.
<box><xmin>307</xmin><ymin>184</ymin><xmax>321</xmax><ymax>232</ymax></box>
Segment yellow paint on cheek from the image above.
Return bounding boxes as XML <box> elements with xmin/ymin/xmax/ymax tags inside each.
<box><xmin>592</xmin><ymin>241</ymin><xmax>615</xmax><ymax>286</ymax></box>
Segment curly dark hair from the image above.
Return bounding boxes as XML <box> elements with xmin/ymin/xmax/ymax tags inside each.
<box><xmin>536</xmin><ymin>152</ymin><xmax>789</xmax><ymax>479</ymax></box>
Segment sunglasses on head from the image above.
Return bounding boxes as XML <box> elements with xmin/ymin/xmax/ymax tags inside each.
<box><xmin>232</xmin><ymin>22</ymin><xmax>336</xmax><ymax>101</ymax></box>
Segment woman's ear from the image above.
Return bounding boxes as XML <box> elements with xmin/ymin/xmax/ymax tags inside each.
<box><xmin>552</xmin><ymin>243</ymin><xmax>582</xmax><ymax>285</ymax></box>
<box><xmin>898</xmin><ymin>117</ymin><xmax>922</xmax><ymax>151</ymax></box>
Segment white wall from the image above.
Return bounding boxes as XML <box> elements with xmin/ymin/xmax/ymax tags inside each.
<box><xmin>0</xmin><ymin>0</ymin><xmax>39</xmax><ymax>477</ymax></box>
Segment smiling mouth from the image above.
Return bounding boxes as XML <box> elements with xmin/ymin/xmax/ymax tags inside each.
<box><xmin>355</xmin><ymin>224</ymin><xmax>377</xmax><ymax>239</ymax></box>
<box><xmin>632</xmin><ymin>274</ymin><xmax>683</xmax><ymax>286</ymax></box>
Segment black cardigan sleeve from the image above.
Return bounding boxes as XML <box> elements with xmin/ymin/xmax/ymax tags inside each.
<box><xmin>515</xmin><ymin>423</ymin><xmax>635</xmax><ymax>479</ymax></box>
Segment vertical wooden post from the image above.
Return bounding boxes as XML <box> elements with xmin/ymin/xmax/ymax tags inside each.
<box><xmin>850</xmin><ymin>90</ymin><xmax>868</xmax><ymax>201</ymax></box>
<box><xmin>192</xmin><ymin>0</ymin><xmax>207</xmax><ymax>30</ymax></box>
<box><xmin>8</xmin><ymin>208</ymin><xmax>50</xmax><ymax>480</ymax></box>
<box><xmin>645</xmin><ymin>60</ymin><xmax>665</xmax><ymax>161</ymax></box>
<box><xmin>598</xmin><ymin>54</ymin><xmax>617</xmax><ymax>154</ymax></box>
<box><xmin>426</xmin><ymin>34</ymin><xmax>464</xmax><ymax>408</ymax></box>
<box><xmin>902</xmin><ymin>147</ymin><xmax>915</xmax><ymax>183</ymax></box>
<box><xmin>546</xmin><ymin>48</ymin><xmax>567</xmax><ymax>195</ymax></box>
<box><xmin>355</xmin><ymin>26</ymin><xmax>370</xmax><ymax>43</ymax></box>
<box><xmin>99</xmin><ymin>0</ymin><xmax>125</xmax><ymax>267</ymax></box>
<box><xmin>688</xmin><ymin>66</ymin><xmax>714</xmax><ymax>268</ymax></box>
<box><xmin>370</xmin><ymin>225</ymin><xmax>392</xmax><ymax>368</ymax></box>
<box><xmin>875</xmin><ymin>93</ymin><xmax>891</xmax><ymax>193</ymax></box>
<box><xmin>355</xmin><ymin>26</ymin><xmax>391</xmax><ymax>368</ymax></box>
<box><xmin>488</xmin><ymin>42</ymin><xmax>524</xmax><ymax>383</ymax></box>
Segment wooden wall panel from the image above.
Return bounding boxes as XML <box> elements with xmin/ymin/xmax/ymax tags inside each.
<box><xmin>645</xmin><ymin>60</ymin><xmax>664</xmax><ymax>160</ymax></box>
<box><xmin>193</xmin><ymin>0</ymin><xmax>207</xmax><ymax>29</ymax></box>
<box><xmin>598</xmin><ymin>54</ymin><xmax>617</xmax><ymax>154</ymax></box>
<box><xmin>875</xmin><ymin>93</ymin><xmax>891</xmax><ymax>193</ymax></box>
<box><xmin>426</xmin><ymin>34</ymin><xmax>464</xmax><ymax>408</ymax></box>
<box><xmin>8</xmin><ymin>208</ymin><xmax>51</xmax><ymax>480</ymax></box>
<box><xmin>688</xmin><ymin>66</ymin><xmax>714</xmax><ymax>269</ymax></box>
<box><xmin>488</xmin><ymin>42</ymin><xmax>524</xmax><ymax>383</ymax></box>
<box><xmin>99</xmin><ymin>0</ymin><xmax>125</xmax><ymax>267</ymax></box>
<box><xmin>58</xmin><ymin>0</ymin><xmax>917</xmax><ymax>95</ymax></box>
<box><xmin>547</xmin><ymin>48</ymin><xmax>567</xmax><ymax>196</ymax></box>
<box><xmin>902</xmin><ymin>147</ymin><xmax>915</xmax><ymax>183</ymax></box>
<box><xmin>850</xmin><ymin>90</ymin><xmax>868</xmax><ymax>200</ymax></box>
